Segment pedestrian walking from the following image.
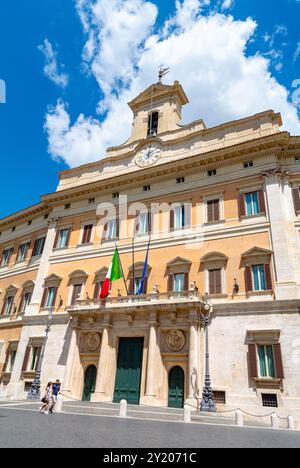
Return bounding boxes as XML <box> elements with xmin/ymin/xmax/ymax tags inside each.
<box><xmin>49</xmin><ymin>379</ymin><xmax>61</xmax><ymax>414</ymax></box>
<box><xmin>40</xmin><ymin>382</ymin><xmax>53</xmax><ymax>415</ymax></box>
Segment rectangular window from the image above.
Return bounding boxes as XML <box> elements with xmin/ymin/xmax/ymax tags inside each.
<box><xmin>134</xmin><ymin>277</ymin><xmax>143</xmax><ymax>295</ymax></box>
<box><xmin>252</xmin><ymin>265</ymin><xmax>267</xmax><ymax>291</ymax></box>
<box><xmin>207</xmin><ymin>199</ymin><xmax>220</xmax><ymax>223</ymax></box>
<box><xmin>258</xmin><ymin>345</ymin><xmax>276</xmax><ymax>378</ymax></box>
<box><xmin>71</xmin><ymin>284</ymin><xmax>83</xmax><ymax>305</ymax></box>
<box><xmin>245</xmin><ymin>192</ymin><xmax>260</xmax><ymax>216</ymax></box>
<box><xmin>174</xmin><ymin>273</ymin><xmax>185</xmax><ymax>292</ymax></box>
<box><xmin>30</xmin><ymin>347</ymin><xmax>40</xmax><ymax>371</ymax></box>
<box><xmin>17</xmin><ymin>243</ymin><xmax>30</xmax><ymax>262</ymax></box>
<box><xmin>136</xmin><ymin>212</ymin><xmax>150</xmax><ymax>236</ymax></box>
<box><xmin>208</xmin><ymin>169</ymin><xmax>217</xmax><ymax>177</ymax></box>
<box><xmin>82</xmin><ymin>225</ymin><xmax>93</xmax><ymax>244</ymax></box>
<box><xmin>244</xmin><ymin>161</ymin><xmax>254</xmax><ymax>168</ymax></box>
<box><xmin>44</xmin><ymin>287</ymin><xmax>57</xmax><ymax>308</ymax></box>
<box><xmin>20</xmin><ymin>292</ymin><xmax>31</xmax><ymax>313</ymax></box>
<box><xmin>93</xmin><ymin>281</ymin><xmax>103</xmax><ymax>299</ymax></box>
<box><xmin>1</xmin><ymin>248</ymin><xmax>13</xmax><ymax>266</ymax></box>
<box><xmin>32</xmin><ymin>237</ymin><xmax>45</xmax><ymax>257</ymax></box>
<box><xmin>9</xmin><ymin>350</ymin><xmax>17</xmax><ymax>372</ymax></box>
<box><xmin>176</xmin><ymin>177</ymin><xmax>185</xmax><ymax>184</ymax></box>
<box><xmin>106</xmin><ymin>219</ymin><xmax>118</xmax><ymax>240</ymax></box>
<box><xmin>143</xmin><ymin>185</ymin><xmax>151</xmax><ymax>192</ymax></box>
<box><xmin>209</xmin><ymin>269</ymin><xmax>222</xmax><ymax>295</ymax></box>
<box><xmin>2</xmin><ymin>296</ymin><xmax>14</xmax><ymax>316</ymax></box>
<box><xmin>174</xmin><ymin>205</ymin><xmax>185</xmax><ymax>229</ymax></box>
<box><xmin>55</xmin><ymin>229</ymin><xmax>70</xmax><ymax>249</ymax></box>
<box><xmin>262</xmin><ymin>393</ymin><xmax>278</xmax><ymax>408</ymax></box>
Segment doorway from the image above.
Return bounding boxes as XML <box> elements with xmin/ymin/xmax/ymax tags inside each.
<box><xmin>168</xmin><ymin>366</ymin><xmax>185</xmax><ymax>408</ymax></box>
<box><xmin>113</xmin><ymin>338</ymin><xmax>144</xmax><ymax>405</ymax></box>
<box><xmin>82</xmin><ymin>365</ymin><xmax>97</xmax><ymax>401</ymax></box>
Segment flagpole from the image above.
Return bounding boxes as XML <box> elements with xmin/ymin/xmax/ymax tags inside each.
<box><xmin>115</xmin><ymin>242</ymin><xmax>129</xmax><ymax>297</ymax></box>
<box><xmin>132</xmin><ymin>236</ymin><xmax>135</xmax><ymax>296</ymax></box>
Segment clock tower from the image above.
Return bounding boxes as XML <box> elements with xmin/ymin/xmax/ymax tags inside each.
<box><xmin>127</xmin><ymin>80</ymin><xmax>189</xmax><ymax>144</ymax></box>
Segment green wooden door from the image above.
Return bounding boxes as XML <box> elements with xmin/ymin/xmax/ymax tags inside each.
<box><xmin>113</xmin><ymin>338</ymin><xmax>144</xmax><ymax>405</ymax></box>
<box><xmin>168</xmin><ymin>366</ymin><xmax>185</xmax><ymax>408</ymax></box>
<box><xmin>82</xmin><ymin>365</ymin><xmax>97</xmax><ymax>401</ymax></box>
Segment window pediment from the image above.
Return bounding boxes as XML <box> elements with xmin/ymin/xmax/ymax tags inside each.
<box><xmin>166</xmin><ymin>257</ymin><xmax>191</xmax><ymax>274</ymax></box>
<box><xmin>128</xmin><ymin>262</ymin><xmax>152</xmax><ymax>278</ymax></box>
<box><xmin>5</xmin><ymin>284</ymin><xmax>18</xmax><ymax>294</ymax></box>
<box><xmin>201</xmin><ymin>252</ymin><xmax>228</xmax><ymax>263</ymax></box>
<box><xmin>69</xmin><ymin>270</ymin><xmax>88</xmax><ymax>280</ymax></box>
<box><xmin>95</xmin><ymin>267</ymin><xmax>109</xmax><ymax>281</ymax></box>
<box><xmin>242</xmin><ymin>247</ymin><xmax>273</xmax><ymax>258</ymax></box>
<box><xmin>22</xmin><ymin>280</ymin><xmax>35</xmax><ymax>290</ymax></box>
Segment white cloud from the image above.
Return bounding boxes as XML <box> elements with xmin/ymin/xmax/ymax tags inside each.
<box><xmin>45</xmin><ymin>0</ymin><xmax>300</xmax><ymax>168</ymax></box>
<box><xmin>294</xmin><ymin>42</ymin><xmax>300</xmax><ymax>62</ymax></box>
<box><xmin>221</xmin><ymin>0</ymin><xmax>234</xmax><ymax>10</ymax></box>
<box><xmin>38</xmin><ymin>38</ymin><xmax>69</xmax><ymax>88</ymax></box>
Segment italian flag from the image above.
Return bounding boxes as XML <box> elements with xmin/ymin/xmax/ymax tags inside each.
<box><xmin>100</xmin><ymin>248</ymin><xmax>123</xmax><ymax>299</ymax></box>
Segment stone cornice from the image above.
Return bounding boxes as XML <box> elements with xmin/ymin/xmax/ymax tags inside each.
<box><xmin>42</xmin><ymin>133</ymin><xmax>291</xmax><ymax>205</ymax></box>
<box><xmin>0</xmin><ymin>202</ymin><xmax>49</xmax><ymax>230</ymax></box>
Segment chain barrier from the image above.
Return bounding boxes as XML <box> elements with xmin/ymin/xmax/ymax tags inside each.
<box><xmin>59</xmin><ymin>394</ymin><xmax>291</xmax><ymax>421</ymax></box>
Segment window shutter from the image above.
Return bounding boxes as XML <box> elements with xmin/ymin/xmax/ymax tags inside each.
<box><xmin>71</xmin><ymin>285</ymin><xmax>82</xmax><ymax>305</ymax></box>
<box><xmin>53</xmin><ymin>231</ymin><xmax>59</xmax><ymax>249</ymax></box>
<box><xmin>32</xmin><ymin>239</ymin><xmax>38</xmax><ymax>257</ymax></box>
<box><xmin>245</xmin><ymin>266</ymin><xmax>253</xmax><ymax>292</ymax></box>
<box><xmin>214</xmin><ymin>200</ymin><xmax>220</xmax><ymax>222</ymax></box>
<box><xmin>184</xmin><ymin>204</ymin><xmax>191</xmax><ymax>228</ymax></box>
<box><xmin>184</xmin><ymin>272</ymin><xmax>189</xmax><ymax>291</ymax></box>
<box><xmin>135</xmin><ymin>212</ymin><xmax>140</xmax><ymax>235</ymax></box>
<box><xmin>35</xmin><ymin>347</ymin><xmax>42</xmax><ymax>371</ymax></box>
<box><xmin>209</xmin><ymin>270</ymin><xmax>215</xmax><ymax>295</ymax></box>
<box><xmin>143</xmin><ymin>277</ymin><xmax>148</xmax><ymax>295</ymax></box>
<box><xmin>148</xmin><ymin>211</ymin><xmax>152</xmax><ymax>234</ymax></box>
<box><xmin>248</xmin><ymin>343</ymin><xmax>258</xmax><ymax>378</ymax></box>
<box><xmin>40</xmin><ymin>238</ymin><xmax>46</xmax><ymax>255</ymax></box>
<box><xmin>93</xmin><ymin>282</ymin><xmax>101</xmax><ymax>299</ymax></box>
<box><xmin>52</xmin><ymin>287</ymin><xmax>58</xmax><ymax>308</ymax></box>
<box><xmin>129</xmin><ymin>278</ymin><xmax>134</xmax><ymax>296</ymax></box>
<box><xmin>116</xmin><ymin>218</ymin><xmax>120</xmax><ymax>239</ymax></box>
<box><xmin>2</xmin><ymin>348</ymin><xmax>10</xmax><ymax>373</ymax></box>
<box><xmin>207</xmin><ymin>201</ymin><xmax>213</xmax><ymax>223</ymax></box>
<box><xmin>18</xmin><ymin>295</ymin><xmax>24</xmax><ymax>314</ymax></box>
<box><xmin>170</xmin><ymin>210</ymin><xmax>174</xmax><ymax>231</ymax></box>
<box><xmin>258</xmin><ymin>190</ymin><xmax>266</xmax><ymax>214</ymax></box>
<box><xmin>292</xmin><ymin>188</ymin><xmax>300</xmax><ymax>213</ymax></box>
<box><xmin>41</xmin><ymin>288</ymin><xmax>47</xmax><ymax>308</ymax></box>
<box><xmin>273</xmin><ymin>343</ymin><xmax>284</xmax><ymax>379</ymax></box>
<box><xmin>22</xmin><ymin>346</ymin><xmax>31</xmax><ymax>372</ymax></box>
<box><xmin>103</xmin><ymin>221</ymin><xmax>108</xmax><ymax>239</ymax></box>
<box><xmin>238</xmin><ymin>193</ymin><xmax>246</xmax><ymax>217</ymax></box>
<box><xmin>65</xmin><ymin>229</ymin><xmax>71</xmax><ymax>247</ymax></box>
<box><xmin>168</xmin><ymin>274</ymin><xmax>174</xmax><ymax>292</ymax></box>
<box><xmin>264</xmin><ymin>264</ymin><xmax>272</xmax><ymax>290</ymax></box>
<box><xmin>215</xmin><ymin>269</ymin><xmax>222</xmax><ymax>295</ymax></box>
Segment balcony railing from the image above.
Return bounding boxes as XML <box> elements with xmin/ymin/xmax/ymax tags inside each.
<box><xmin>67</xmin><ymin>290</ymin><xmax>202</xmax><ymax>312</ymax></box>
<box><xmin>0</xmin><ymin>311</ymin><xmax>24</xmax><ymax>322</ymax></box>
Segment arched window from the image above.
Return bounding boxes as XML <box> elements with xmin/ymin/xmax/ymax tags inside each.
<box><xmin>147</xmin><ymin>112</ymin><xmax>159</xmax><ymax>137</ymax></box>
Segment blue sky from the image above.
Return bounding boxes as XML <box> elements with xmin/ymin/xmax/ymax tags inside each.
<box><xmin>0</xmin><ymin>0</ymin><xmax>299</xmax><ymax>218</ymax></box>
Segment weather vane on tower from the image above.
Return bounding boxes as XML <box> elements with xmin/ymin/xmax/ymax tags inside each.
<box><xmin>158</xmin><ymin>65</ymin><xmax>170</xmax><ymax>84</ymax></box>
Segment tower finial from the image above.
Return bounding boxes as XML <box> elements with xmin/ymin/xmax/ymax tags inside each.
<box><xmin>158</xmin><ymin>65</ymin><xmax>170</xmax><ymax>84</ymax></box>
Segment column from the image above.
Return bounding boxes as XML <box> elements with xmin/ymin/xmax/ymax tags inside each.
<box><xmin>26</xmin><ymin>218</ymin><xmax>59</xmax><ymax>316</ymax></box>
<box><xmin>146</xmin><ymin>314</ymin><xmax>158</xmax><ymax>398</ymax></box>
<box><xmin>91</xmin><ymin>325</ymin><xmax>111</xmax><ymax>402</ymax></box>
<box><xmin>189</xmin><ymin>311</ymin><xmax>199</xmax><ymax>399</ymax></box>
<box><xmin>264</xmin><ymin>170</ymin><xmax>300</xmax><ymax>299</ymax></box>
<box><xmin>62</xmin><ymin>326</ymin><xmax>78</xmax><ymax>395</ymax></box>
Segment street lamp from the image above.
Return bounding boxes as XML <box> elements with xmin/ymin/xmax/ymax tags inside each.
<box><xmin>27</xmin><ymin>309</ymin><xmax>54</xmax><ymax>400</ymax></box>
<box><xmin>200</xmin><ymin>293</ymin><xmax>216</xmax><ymax>412</ymax></box>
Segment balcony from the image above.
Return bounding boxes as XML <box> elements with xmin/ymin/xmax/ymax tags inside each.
<box><xmin>0</xmin><ymin>312</ymin><xmax>24</xmax><ymax>324</ymax></box>
<box><xmin>67</xmin><ymin>290</ymin><xmax>203</xmax><ymax>315</ymax></box>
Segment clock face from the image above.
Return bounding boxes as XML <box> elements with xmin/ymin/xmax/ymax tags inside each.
<box><xmin>135</xmin><ymin>144</ymin><xmax>161</xmax><ymax>168</ymax></box>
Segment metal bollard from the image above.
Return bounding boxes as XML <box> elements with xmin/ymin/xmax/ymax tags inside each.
<box><xmin>288</xmin><ymin>416</ymin><xmax>295</xmax><ymax>431</ymax></box>
<box><xmin>119</xmin><ymin>399</ymin><xmax>127</xmax><ymax>418</ymax></box>
<box><xmin>235</xmin><ymin>410</ymin><xmax>244</xmax><ymax>427</ymax></box>
<box><xmin>54</xmin><ymin>395</ymin><xmax>63</xmax><ymax>413</ymax></box>
<box><xmin>183</xmin><ymin>405</ymin><xmax>191</xmax><ymax>423</ymax></box>
<box><xmin>271</xmin><ymin>413</ymin><xmax>279</xmax><ymax>429</ymax></box>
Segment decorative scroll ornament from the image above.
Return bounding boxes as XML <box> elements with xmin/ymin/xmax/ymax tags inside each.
<box><xmin>87</xmin><ymin>333</ymin><xmax>101</xmax><ymax>352</ymax></box>
<box><xmin>166</xmin><ymin>329</ymin><xmax>186</xmax><ymax>352</ymax></box>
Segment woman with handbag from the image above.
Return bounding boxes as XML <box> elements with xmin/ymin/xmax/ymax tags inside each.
<box><xmin>40</xmin><ymin>382</ymin><xmax>53</xmax><ymax>414</ymax></box>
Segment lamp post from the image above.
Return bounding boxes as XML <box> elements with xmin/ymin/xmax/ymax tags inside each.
<box><xmin>27</xmin><ymin>309</ymin><xmax>54</xmax><ymax>400</ymax></box>
<box><xmin>200</xmin><ymin>293</ymin><xmax>216</xmax><ymax>412</ymax></box>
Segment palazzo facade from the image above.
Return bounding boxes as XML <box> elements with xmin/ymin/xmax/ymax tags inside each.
<box><xmin>0</xmin><ymin>81</ymin><xmax>300</xmax><ymax>424</ymax></box>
